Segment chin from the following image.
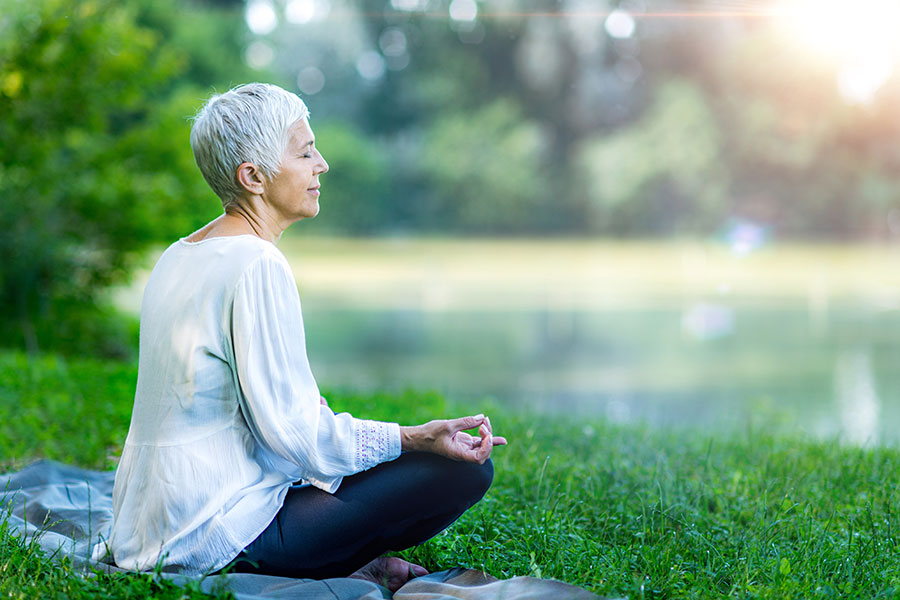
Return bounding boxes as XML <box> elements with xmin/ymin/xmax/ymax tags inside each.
<box><xmin>298</xmin><ymin>202</ymin><xmax>320</xmax><ymax>220</ymax></box>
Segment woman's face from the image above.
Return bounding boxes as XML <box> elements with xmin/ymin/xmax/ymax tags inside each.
<box><xmin>263</xmin><ymin>118</ymin><xmax>329</xmax><ymax>222</ymax></box>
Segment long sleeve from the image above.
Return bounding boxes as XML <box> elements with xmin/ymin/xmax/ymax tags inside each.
<box><xmin>111</xmin><ymin>236</ymin><xmax>402</xmax><ymax>575</ymax></box>
<box><xmin>231</xmin><ymin>251</ymin><xmax>401</xmax><ymax>492</ymax></box>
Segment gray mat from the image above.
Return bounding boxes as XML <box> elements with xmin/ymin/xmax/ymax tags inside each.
<box><xmin>1</xmin><ymin>460</ymin><xmax>601</xmax><ymax>599</ymax></box>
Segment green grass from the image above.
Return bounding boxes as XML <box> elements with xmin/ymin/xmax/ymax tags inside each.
<box><xmin>0</xmin><ymin>514</ymin><xmax>224</xmax><ymax>600</ymax></box>
<box><xmin>3</xmin><ymin>350</ymin><xmax>900</xmax><ymax>598</ymax></box>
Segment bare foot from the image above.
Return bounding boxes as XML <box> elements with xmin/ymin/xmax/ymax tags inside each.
<box><xmin>349</xmin><ymin>556</ymin><xmax>429</xmax><ymax>592</ymax></box>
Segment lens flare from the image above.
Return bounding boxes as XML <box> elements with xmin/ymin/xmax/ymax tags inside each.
<box><xmin>779</xmin><ymin>0</ymin><xmax>900</xmax><ymax>102</ymax></box>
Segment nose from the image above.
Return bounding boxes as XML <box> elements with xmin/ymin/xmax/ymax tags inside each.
<box><xmin>316</xmin><ymin>150</ymin><xmax>329</xmax><ymax>175</ymax></box>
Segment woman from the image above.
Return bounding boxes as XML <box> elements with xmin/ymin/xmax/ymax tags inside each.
<box><xmin>108</xmin><ymin>83</ymin><xmax>506</xmax><ymax>591</ymax></box>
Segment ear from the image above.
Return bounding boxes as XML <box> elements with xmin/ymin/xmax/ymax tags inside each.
<box><xmin>235</xmin><ymin>162</ymin><xmax>266</xmax><ymax>195</ymax></box>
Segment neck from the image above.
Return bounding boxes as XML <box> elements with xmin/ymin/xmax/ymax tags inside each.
<box><xmin>224</xmin><ymin>201</ymin><xmax>286</xmax><ymax>244</ymax></box>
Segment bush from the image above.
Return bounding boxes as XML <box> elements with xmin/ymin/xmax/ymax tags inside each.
<box><xmin>0</xmin><ymin>0</ymin><xmax>222</xmax><ymax>355</ymax></box>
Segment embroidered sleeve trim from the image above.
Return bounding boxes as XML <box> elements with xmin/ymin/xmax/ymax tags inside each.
<box><xmin>354</xmin><ymin>420</ymin><xmax>401</xmax><ymax>471</ymax></box>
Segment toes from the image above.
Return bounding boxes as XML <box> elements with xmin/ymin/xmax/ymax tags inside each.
<box><xmin>354</xmin><ymin>556</ymin><xmax>428</xmax><ymax>592</ymax></box>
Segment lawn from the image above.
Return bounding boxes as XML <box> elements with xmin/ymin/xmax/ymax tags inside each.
<box><xmin>3</xmin><ymin>350</ymin><xmax>900</xmax><ymax>598</ymax></box>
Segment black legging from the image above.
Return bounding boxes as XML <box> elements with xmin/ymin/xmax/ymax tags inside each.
<box><xmin>228</xmin><ymin>452</ymin><xmax>494</xmax><ymax>579</ymax></box>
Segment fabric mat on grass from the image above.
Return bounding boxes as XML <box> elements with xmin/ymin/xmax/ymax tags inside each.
<box><xmin>1</xmin><ymin>460</ymin><xmax>602</xmax><ymax>599</ymax></box>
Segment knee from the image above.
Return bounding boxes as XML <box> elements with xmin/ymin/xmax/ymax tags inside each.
<box><xmin>401</xmin><ymin>453</ymin><xmax>494</xmax><ymax>511</ymax></box>
<box><xmin>472</xmin><ymin>458</ymin><xmax>494</xmax><ymax>497</ymax></box>
<box><xmin>455</xmin><ymin>458</ymin><xmax>494</xmax><ymax>508</ymax></box>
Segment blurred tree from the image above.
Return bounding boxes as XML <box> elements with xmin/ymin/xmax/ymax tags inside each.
<box><xmin>705</xmin><ymin>27</ymin><xmax>900</xmax><ymax>239</ymax></box>
<box><xmin>0</xmin><ymin>0</ymin><xmax>242</xmax><ymax>356</ymax></box>
<box><xmin>311</xmin><ymin>120</ymin><xmax>391</xmax><ymax>234</ymax></box>
<box><xmin>419</xmin><ymin>98</ymin><xmax>550</xmax><ymax>233</ymax></box>
<box><xmin>576</xmin><ymin>79</ymin><xmax>729</xmax><ymax>235</ymax></box>
<box><xmin>307</xmin><ymin>0</ymin><xmax>583</xmax><ymax>235</ymax></box>
<box><xmin>261</xmin><ymin>0</ymin><xmax>900</xmax><ymax>239</ymax></box>
<box><xmin>134</xmin><ymin>0</ymin><xmax>257</xmax><ymax>91</ymax></box>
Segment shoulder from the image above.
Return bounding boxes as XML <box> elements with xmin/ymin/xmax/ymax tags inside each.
<box><xmin>231</xmin><ymin>240</ymin><xmax>302</xmax><ymax>317</ymax></box>
<box><xmin>238</xmin><ymin>237</ymin><xmax>292</xmax><ymax>276</ymax></box>
<box><xmin>231</xmin><ymin>238</ymin><xmax>296</xmax><ymax>292</ymax></box>
<box><xmin>175</xmin><ymin>235</ymin><xmax>291</xmax><ymax>272</ymax></box>
<box><xmin>149</xmin><ymin>236</ymin><xmax>293</xmax><ymax>292</ymax></box>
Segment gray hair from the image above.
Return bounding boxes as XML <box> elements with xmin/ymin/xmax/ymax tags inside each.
<box><xmin>190</xmin><ymin>83</ymin><xmax>310</xmax><ymax>207</ymax></box>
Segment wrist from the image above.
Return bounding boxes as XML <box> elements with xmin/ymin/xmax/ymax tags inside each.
<box><xmin>401</xmin><ymin>422</ymin><xmax>439</xmax><ymax>453</ymax></box>
<box><xmin>400</xmin><ymin>425</ymin><xmax>421</xmax><ymax>452</ymax></box>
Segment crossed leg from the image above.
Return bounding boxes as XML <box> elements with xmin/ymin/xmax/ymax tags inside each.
<box><xmin>229</xmin><ymin>452</ymin><xmax>494</xmax><ymax>588</ymax></box>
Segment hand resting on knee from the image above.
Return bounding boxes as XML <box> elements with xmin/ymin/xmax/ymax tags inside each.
<box><xmin>400</xmin><ymin>414</ymin><xmax>507</xmax><ymax>464</ymax></box>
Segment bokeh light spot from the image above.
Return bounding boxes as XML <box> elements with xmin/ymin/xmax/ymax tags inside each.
<box><xmin>286</xmin><ymin>0</ymin><xmax>315</xmax><ymax>24</ymax></box>
<box><xmin>605</xmin><ymin>10</ymin><xmax>635</xmax><ymax>39</ymax></box>
<box><xmin>356</xmin><ymin>51</ymin><xmax>386</xmax><ymax>81</ymax></box>
<box><xmin>614</xmin><ymin>57</ymin><xmax>643</xmax><ymax>86</ymax></box>
<box><xmin>391</xmin><ymin>0</ymin><xmax>423</xmax><ymax>11</ymax></box>
<box><xmin>245</xmin><ymin>40</ymin><xmax>275</xmax><ymax>70</ymax></box>
<box><xmin>379</xmin><ymin>28</ymin><xmax>408</xmax><ymax>57</ymax></box>
<box><xmin>449</xmin><ymin>0</ymin><xmax>478</xmax><ymax>23</ymax></box>
<box><xmin>245</xmin><ymin>0</ymin><xmax>277</xmax><ymax>35</ymax></box>
<box><xmin>457</xmin><ymin>22</ymin><xmax>485</xmax><ymax>44</ymax></box>
<box><xmin>297</xmin><ymin>66</ymin><xmax>325</xmax><ymax>95</ymax></box>
<box><xmin>722</xmin><ymin>219</ymin><xmax>769</xmax><ymax>257</ymax></box>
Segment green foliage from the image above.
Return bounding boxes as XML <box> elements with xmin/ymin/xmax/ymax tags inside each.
<box><xmin>0</xmin><ymin>352</ymin><xmax>137</xmax><ymax>471</ymax></box>
<box><xmin>6</xmin><ymin>350</ymin><xmax>900</xmax><ymax>598</ymax></box>
<box><xmin>133</xmin><ymin>0</ymin><xmax>255</xmax><ymax>91</ymax></box>
<box><xmin>0</xmin><ymin>0</ymin><xmax>224</xmax><ymax>354</ymax></box>
<box><xmin>577</xmin><ymin>80</ymin><xmax>729</xmax><ymax>236</ymax></box>
<box><xmin>307</xmin><ymin>121</ymin><xmax>391</xmax><ymax>234</ymax></box>
<box><xmin>271</xmin><ymin>1</ymin><xmax>900</xmax><ymax>240</ymax></box>
<box><xmin>0</xmin><ymin>303</ymin><xmax>139</xmax><ymax>362</ymax></box>
<box><xmin>420</xmin><ymin>98</ymin><xmax>549</xmax><ymax>233</ymax></box>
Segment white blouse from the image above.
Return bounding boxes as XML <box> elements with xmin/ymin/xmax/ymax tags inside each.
<box><xmin>106</xmin><ymin>235</ymin><xmax>401</xmax><ymax>574</ymax></box>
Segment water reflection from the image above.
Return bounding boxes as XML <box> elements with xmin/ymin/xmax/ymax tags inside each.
<box><xmin>681</xmin><ymin>303</ymin><xmax>734</xmax><ymax>341</ymax></box>
<box><xmin>300</xmin><ymin>301</ymin><xmax>900</xmax><ymax>446</ymax></box>
<box><xmin>722</xmin><ymin>219</ymin><xmax>770</xmax><ymax>257</ymax></box>
<box><xmin>834</xmin><ymin>348</ymin><xmax>880</xmax><ymax>446</ymax></box>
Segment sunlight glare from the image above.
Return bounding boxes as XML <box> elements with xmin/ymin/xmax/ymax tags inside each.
<box><xmin>837</xmin><ymin>56</ymin><xmax>893</xmax><ymax>105</ymax></box>
<box><xmin>784</xmin><ymin>0</ymin><xmax>900</xmax><ymax>59</ymax></box>
<box><xmin>782</xmin><ymin>0</ymin><xmax>900</xmax><ymax>102</ymax></box>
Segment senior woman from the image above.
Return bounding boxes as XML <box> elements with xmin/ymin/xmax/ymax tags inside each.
<box><xmin>108</xmin><ymin>82</ymin><xmax>506</xmax><ymax>591</ymax></box>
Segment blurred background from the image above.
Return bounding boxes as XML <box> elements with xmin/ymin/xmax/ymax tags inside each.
<box><xmin>3</xmin><ymin>0</ymin><xmax>900</xmax><ymax>442</ymax></box>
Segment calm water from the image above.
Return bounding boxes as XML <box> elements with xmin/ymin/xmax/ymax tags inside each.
<box><xmin>303</xmin><ymin>303</ymin><xmax>900</xmax><ymax>444</ymax></box>
<box><xmin>118</xmin><ymin>238</ymin><xmax>900</xmax><ymax>444</ymax></box>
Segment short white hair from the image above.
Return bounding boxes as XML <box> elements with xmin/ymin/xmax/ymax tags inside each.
<box><xmin>190</xmin><ymin>83</ymin><xmax>309</xmax><ymax>207</ymax></box>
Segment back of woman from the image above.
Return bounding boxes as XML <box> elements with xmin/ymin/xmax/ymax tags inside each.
<box><xmin>112</xmin><ymin>236</ymin><xmax>296</xmax><ymax>573</ymax></box>
<box><xmin>109</xmin><ymin>82</ymin><xmax>505</xmax><ymax>590</ymax></box>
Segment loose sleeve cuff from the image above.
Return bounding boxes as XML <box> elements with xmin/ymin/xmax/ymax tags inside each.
<box><xmin>354</xmin><ymin>420</ymin><xmax>402</xmax><ymax>471</ymax></box>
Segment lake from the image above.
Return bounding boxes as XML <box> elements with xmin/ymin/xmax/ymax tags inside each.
<box><xmin>114</xmin><ymin>237</ymin><xmax>900</xmax><ymax>445</ymax></box>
